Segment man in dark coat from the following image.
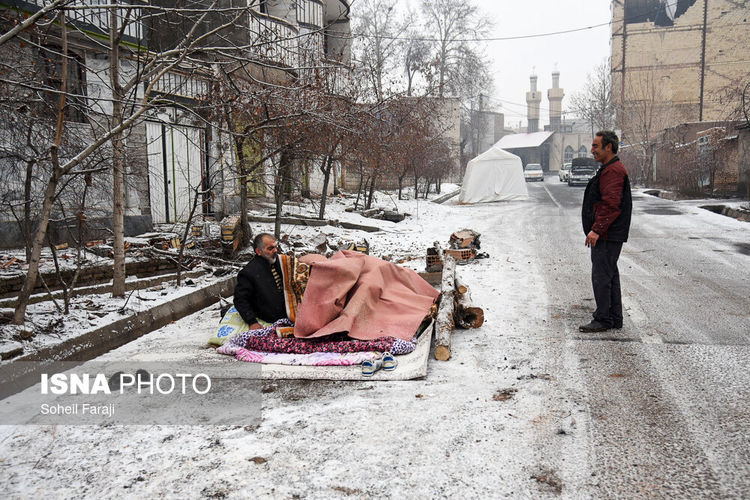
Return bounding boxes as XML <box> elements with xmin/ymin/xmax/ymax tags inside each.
<box><xmin>580</xmin><ymin>130</ymin><xmax>633</xmax><ymax>333</ymax></box>
<box><xmin>234</xmin><ymin>233</ymin><xmax>287</xmax><ymax>329</ymax></box>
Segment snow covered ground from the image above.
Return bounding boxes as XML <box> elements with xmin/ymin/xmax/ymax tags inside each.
<box><xmin>0</xmin><ymin>183</ymin><xmax>747</xmax><ymax>498</ymax></box>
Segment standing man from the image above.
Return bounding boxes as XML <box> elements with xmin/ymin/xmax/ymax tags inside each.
<box><xmin>580</xmin><ymin>131</ymin><xmax>632</xmax><ymax>333</ymax></box>
<box><xmin>234</xmin><ymin>233</ymin><xmax>287</xmax><ymax>330</ymax></box>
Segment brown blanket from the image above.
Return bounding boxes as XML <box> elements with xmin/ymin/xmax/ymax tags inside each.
<box><xmin>293</xmin><ymin>250</ymin><xmax>439</xmax><ymax>341</ymax></box>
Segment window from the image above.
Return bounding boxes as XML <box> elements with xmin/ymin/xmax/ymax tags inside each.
<box><xmin>564</xmin><ymin>146</ymin><xmax>575</xmax><ymax>162</ymax></box>
<box><xmin>578</xmin><ymin>145</ymin><xmax>588</xmax><ymax>158</ymax></box>
<box><xmin>41</xmin><ymin>46</ymin><xmax>87</xmax><ymax>123</ymax></box>
<box><xmin>250</xmin><ymin>0</ymin><xmax>267</xmax><ymax>14</ymax></box>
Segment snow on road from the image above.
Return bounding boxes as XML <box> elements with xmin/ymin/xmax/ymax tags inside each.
<box><xmin>0</xmin><ymin>182</ymin><xmax>748</xmax><ymax>498</ymax></box>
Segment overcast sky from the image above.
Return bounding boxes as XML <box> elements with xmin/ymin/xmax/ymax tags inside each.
<box><xmin>472</xmin><ymin>0</ymin><xmax>612</xmax><ymax>128</ymax></box>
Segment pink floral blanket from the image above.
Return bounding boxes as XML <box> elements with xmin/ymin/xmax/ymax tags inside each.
<box><xmin>294</xmin><ymin>250</ymin><xmax>439</xmax><ymax>341</ymax></box>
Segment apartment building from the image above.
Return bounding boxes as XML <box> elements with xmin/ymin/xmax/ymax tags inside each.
<box><xmin>0</xmin><ymin>1</ymin><xmax>352</xmax><ymax>247</ymax></box>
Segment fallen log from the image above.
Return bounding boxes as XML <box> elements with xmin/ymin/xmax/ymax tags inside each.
<box><xmin>454</xmin><ymin>276</ymin><xmax>484</xmax><ymax>329</ymax></box>
<box><xmin>246</xmin><ymin>216</ymin><xmax>381</xmax><ymax>233</ymax></box>
<box><xmin>431</xmin><ymin>189</ymin><xmax>460</xmax><ymax>204</ymax></box>
<box><xmin>338</xmin><ymin>221</ymin><xmax>381</xmax><ymax>233</ymax></box>
<box><xmin>434</xmin><ymin>256</ymin><xmax>456</xmax><ymax>361</ymax></box>
<box><xmin>247</xmin><ymin>216</ymin><xmax>327</xmax><ymax>227</ymax></box>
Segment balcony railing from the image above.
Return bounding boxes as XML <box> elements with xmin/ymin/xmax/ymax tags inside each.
<box><xmin>151</xmin><ymin>71</ymin><xmax>209</xmax><ymax>100</ymax></box>
<box><xmin>297</xmin><ymin>0</ymin><xmax>323</xmax><ymax>28</ymax></box>
<box><xmin>248</xmin><ymin>10</ymin><xmax>299</xmax><ymax>68</ymax></box>
<box><xmin>20</xmin><ymin>0</ymin><xmax>143</xmax><ymax>42</ymax></box>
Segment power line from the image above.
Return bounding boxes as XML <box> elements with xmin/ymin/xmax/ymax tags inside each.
<box><xmin>346</xmin><ymin>6</ymin><xmax>684</xmax><ymax>43</ymax></box>
<box><xmin>347</xmin><ymin>20</ymin><xmax>611</xmax><ymax>43</ymax></box>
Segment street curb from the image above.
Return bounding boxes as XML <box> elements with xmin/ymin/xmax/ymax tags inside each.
<box><xmin>0</xmin><ymin>276</ymin><xmax>236</xmax><ymax>399</ymax></box>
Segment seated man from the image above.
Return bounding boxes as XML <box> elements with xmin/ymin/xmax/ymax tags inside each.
<box><xmin>234</xmin><ymin>233</ymin><xmax>288</xmax><ymax>330</ymax></box>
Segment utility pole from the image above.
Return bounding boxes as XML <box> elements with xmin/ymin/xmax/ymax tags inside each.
<box><xmin>478</xmin><ymin>93</ymin><xmax>484</xmax><ymax>153</ymax></box>
<box><xmin>470</xmin><ymin>98</ymin><xmax>476</xmax><ymax>157</ymax></box>
<box><xmin>698</xmin><ymin>0</ymin><xmax>708</xmax><ymax>121</ymax></box>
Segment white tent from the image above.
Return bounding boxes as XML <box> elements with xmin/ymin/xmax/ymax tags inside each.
<box><xmin>458</xmin><ymin>145</ymin><xmax>529</xmax><ymax>203</ymax></box>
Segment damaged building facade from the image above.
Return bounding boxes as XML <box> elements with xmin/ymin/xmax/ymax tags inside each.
<box><xmin>611</xmin><ymin>0</ymin><xmax>750</xmax><ymax>194</ymax></box>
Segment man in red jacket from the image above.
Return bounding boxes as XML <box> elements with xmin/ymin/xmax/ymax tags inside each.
<box><xmin>580</xmin><ymin>131</ymin><xmax>632</xmax><ymax>332</ymax></box>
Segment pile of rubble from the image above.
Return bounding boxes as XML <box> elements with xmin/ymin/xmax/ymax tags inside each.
<box><xmin>426</xmin><ymin>229</ymin><xmax>486</xmax><ymax>272</ymax></box>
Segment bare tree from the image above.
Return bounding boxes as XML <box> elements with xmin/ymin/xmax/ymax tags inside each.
<box><xmin>352</xmin><ymin>0</ymin><xmax>412</xmax><ymax>101</ymax></box>
<box><xmin>2</xmin><ymin>2</ymin><xmax>250</xmax><ymax>324</ymax></box>
<box><xmin>619</xmin><ymin>70</ymin><xmax>673</xmax><ymax>186</ymax></box>
<box><xmin>569</xmin><ymin>60</ymin><xmax>615</xmax><ymax>133</ymax></box>
<box><xmin>420</xmin><ymin>0</ymin><xmax>491</xmax><ymax>99</ymax></box>
<box><xmin>402</xmin><ymin>27</ymin><xmax>432</xmax><ymax>97</ymax></box>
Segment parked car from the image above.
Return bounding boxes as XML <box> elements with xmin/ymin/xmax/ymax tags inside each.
<box><xmin>567</xmin><ymin>157</ymin><xmax>599</xmax><ymax>186</ymax></box>
<box><xmin>524</xmin><ymin>163</ymin><xmax>544</xmax><ymax>182</ymax></box>
<box><xmin>558</xmin><ymin>162</ymin><xmax>572</xmax><ymax>182</ymax></box>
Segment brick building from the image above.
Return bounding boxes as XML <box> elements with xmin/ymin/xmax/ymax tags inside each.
<box><xmin>611</xmin><ymin>0</ymin><xmax>750</xmax><ymax>127</ymax></box>
<box><xmin>611</xmin><ymin>0</ymin><xmax>750</xmax><ymax>194</ymax></box>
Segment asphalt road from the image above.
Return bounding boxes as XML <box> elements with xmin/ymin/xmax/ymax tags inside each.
<box><xmin>518</xmin><ymin>175</ymin><xmax>750</xmax><ymax>497</ymax></box>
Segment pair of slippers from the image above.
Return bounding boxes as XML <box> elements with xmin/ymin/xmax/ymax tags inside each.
<box><xmin>362</xmin><ymin>352</ymin><xmax>397</xmax><ymax>376</ymax></box>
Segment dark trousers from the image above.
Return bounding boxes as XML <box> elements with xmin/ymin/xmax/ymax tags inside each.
<box><xmin>590</xmin><ymin>240</ymin><xmax>623</xmax><ymax>327</ymax></box>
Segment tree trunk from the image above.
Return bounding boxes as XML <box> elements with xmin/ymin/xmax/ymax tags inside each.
<box><xmin>176</xmin><ymin>185</ymin><xmax>201</xmax><ymax>286</ymax></box>
<box><xmin>23</xmin><ymin>159</ymin><xmax>34</xmax><ymax>262</ymax></box>
<box><xmin>47</xmin><ymin>235</ymin><xmax>67</xmax><ymax>314</ymax></box>
<box><xmin>14</xmin><ymin>11</ymin><xmax>69</xmax><ymax>324</ymax></box>
<box><xmin>365</xmin><ymin>174</ymin><xmax>377</xmax><ymax>209</ymax></box>
<box><xmin>354</xmin><ymin>171</ymin><xmax>364</xmax><ymax>210</ymax></box>
<box><xmin>110</xmin><ymin>7</ymin><xmax>126</xmax><ymax>297</ymax></box>
<box><xmin>14</xmin><ymin>169</ymin><xmax>63</xmax><ymax>324</ymax></box>
<box><xmin>273</xmin><ymin>151</ymin><xmax>290</xmax><ymax>240</ymax></box>
<box><xmin>318</xmin><ymin>154</ymin><xmax>334</xmax><ymax>220</ymax></box>
<box><xmin>236</xmin><ymin>137</ymin><xmax>251</xmax><ymax>249</ymax></box>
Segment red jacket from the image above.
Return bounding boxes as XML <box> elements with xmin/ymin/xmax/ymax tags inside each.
<box><xmin>582</xmin><ymin>157</ymin><xmax>632</xmax><ymax>241</ymax></box>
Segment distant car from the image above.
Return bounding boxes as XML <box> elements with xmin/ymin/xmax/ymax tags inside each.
<box><xmin>567</xmin><ymin>157</ymin><xmax>599</xmax><ymax>186</ymax></box>
<box><xmin>524</xmin><ymin>163</ymin><xmax>544</xmax><ymax>182</ymax></box>
<box><xmin>558</xmin><ymin>162</ymin><xmax>572</xmax><ymax>182</ymax></box>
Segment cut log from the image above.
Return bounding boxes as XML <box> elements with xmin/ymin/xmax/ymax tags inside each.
<box><xmin>455</xmin><ymin>276</ymin><xmax>469</xmax><ymax>296</ymax></box>
<box><xmin>456</xmin><ymin>302</ymin><xmax>484</xmax><ymax>329</ymax></box>
<box><xmin>434</xmin><ymin>256</ymin><xmax>456</xmax><ymax>361</ymax></box>
<box><xmin>454</xmin><ymin>276</ymin><xmax>485</xmax><ymax>329</ymax></box>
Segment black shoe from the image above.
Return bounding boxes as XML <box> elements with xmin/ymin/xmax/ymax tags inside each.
<box><xmin>613</xmin><ymin>323</ymin><xmax>623</xmax><ymax>329</ymax></box>
<box><xmin>579</xmin><ymin>320</ymin><xmax>611</xmax><ymax>332</ymax></box>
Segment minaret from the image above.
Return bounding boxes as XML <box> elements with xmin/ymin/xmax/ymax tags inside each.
<box><xmin>526</xmin><ymin>72</ymin><xmax>541</xmax><ymax>133</ymax></box>
<box><xmin>548</xmin><ymin>68</ymin><xmax>564</xmax><ymax>132</ymax></box>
